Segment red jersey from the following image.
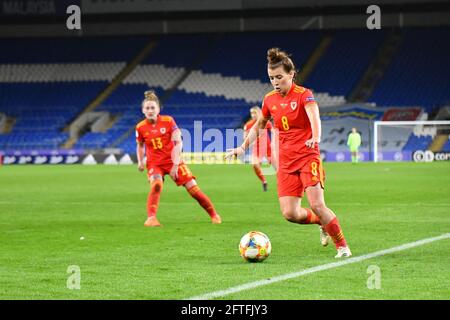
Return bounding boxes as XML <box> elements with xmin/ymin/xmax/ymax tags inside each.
<box><xmin>136</xmin><ymin>115</ymin><xmax>179</xmax><ymax>166</ymax></box>
<box><xmin>262</xmin><ymin>84</ymin><xmax>320</xmax><ymax>173</ymax></box>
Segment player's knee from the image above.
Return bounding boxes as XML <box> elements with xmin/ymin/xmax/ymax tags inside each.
<box><xmin>151</xmin><ymin>180</ymin><xmax>163</xmax><ymax>193</ymax></box>
<box><xmin>281</xmin><ymin>208</ymin><xmax>297</xmax><ymax>222</ymax></box>
<box><xmin>310</xmin><ymin>202</ymin><xmax>326</xmax><ymax>215</ymax></box>
<box><xmin>184</xmin><ymin>179</ymin><xmax>197</xmax><ymax>190</ymax></box>
<box><xmin>185</xmin><ymin>180</ymin><xmax>200</xmax><ymax>197</ymax></box>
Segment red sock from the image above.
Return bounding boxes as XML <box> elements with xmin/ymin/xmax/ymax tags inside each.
<box><xmin>147</xmin><ymin>180</ymin><xmax>163</xmax><ymax>217</ymax></box>
<box><xmin>301</xmin><ymin>208</ymin><xmax>321</xmax><ymax>225</ymax></box>
<box><xmin>323</xmin><ymin>217</ymin><xmax>347</xmax><ymax>248</ymax></box>
<box><xmin>188</xmin><ymin>185</ymin><xmax>217</xmax><ymax>218</ymax></box>
<box><xmin>253</xmin><ymin>166</ymin><xmax>266</xmax><ymax>183</ymax></box>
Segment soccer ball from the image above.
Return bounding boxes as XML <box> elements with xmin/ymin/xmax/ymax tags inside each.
<box><xmin>239</xmin><ymin>231</ymin><xmax>272</xmax><ymax>262</ymax></box>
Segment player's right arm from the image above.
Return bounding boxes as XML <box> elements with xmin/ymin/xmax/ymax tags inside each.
<box><xmin>137</xmin><ymin>141</ymin><xmax>145</xmax><ymax>171</ymax></box>
<box><xmin>136</xmin><ymin>128</ymin><xmax>145</xmax><ymax>171</ymax></box>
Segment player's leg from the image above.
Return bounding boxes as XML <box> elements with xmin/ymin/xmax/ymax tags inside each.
<box><xmin>305</xmin><ymin>184</ymin><xmax>351</xmax><ymax>257</ymax></box>
<box><xmin>252</xmin><ymin>163</ymin><xmax>268</xmax><ymax>192</ymax></box>
<box><xmin>279</xmin><ymin>194</ymin><xmax>330</xmax><ymax>247</ymax></box>
<box><xmin>279</xmin><ymin>196</ymin><xmax>322</xmax><ymax>225</ymax></box>
<box><xmin>144</xmin><ymin>173</ymin><xmax>164</xmax><ymax>227</ymax></box>
<box><xmin>251</xmin><ymin>152</ymin><xmax>267</xmax><ymax>191</ymax></box>
<box><xmin>350</xmin><ymin>148</ymin><xmax>358</xmax><ymax>163</ymax></box>
<box><xmin>302</xmin><ymin>157</ymin><xmax>350</xmax><ymax>255</ymax></box>
<box><xmin>174</xmin><ymin>163</ymin><xmax>222</xmax><ymax>224</ymax></box>
<box><xmin>184</xmin><ymin>179</ymin><xmax>222</xmax><ymax>224</ymax></box>
<box><xmin>277</xmin><ymin>170</ymin><xmax>321</xmax><ymax>225</ymax></box>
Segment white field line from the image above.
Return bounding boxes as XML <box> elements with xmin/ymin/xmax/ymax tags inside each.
<box><xmin>186</xmin><ymin>233</ymin><xmax>450</xmax><ymax>300</ymax></box>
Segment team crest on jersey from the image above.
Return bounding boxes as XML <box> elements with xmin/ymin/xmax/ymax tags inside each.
<box><xmin>160</xmin><ymin>127</ymin><xmax>166</xmax><ymax>134</ymax></box>
<box><xmin>290</xmin><ymin>102</ymin><xmax>297</xmax><ymax>110</ymax></box>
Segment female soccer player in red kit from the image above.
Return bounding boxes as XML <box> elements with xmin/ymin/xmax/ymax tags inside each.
<box><xmin>243</xmin><ymin>106</ymin><xmax>275</xmax><ymax>192</ymax></box>
<box><xmin>136</xmin><ymin>90</ymin><xmax>222</xmax><ymax>227</ymax></box>
<box><xmin>226</xmin><ymin>48</ymin><xmax>351</xmax><ymax>258</ymax></box>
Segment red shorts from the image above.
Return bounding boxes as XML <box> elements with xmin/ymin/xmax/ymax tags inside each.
<box><xmin>147</xmin><ymin>162</ymin><xmax>196</xmax><ymax>186</ymax></box>
<box><xmin>276</xmin><ymin>156</ymin><xmax>325</xmax><ymax>198</ymax></box>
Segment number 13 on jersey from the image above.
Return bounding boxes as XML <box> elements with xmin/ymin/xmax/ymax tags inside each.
<box><xmin>151</xmin><ymin>137</ymin><xmax>163</xmax><ymax>149</ymax></box>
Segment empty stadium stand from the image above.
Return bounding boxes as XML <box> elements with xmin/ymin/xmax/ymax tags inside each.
<box><xmin>369</xmin><ymin>27</ymin><xmax>450</xmax><ymax>111</ymax></box>
<box><xmin>1</xmin><ymin>28</ymin><xmax>448</xmax><ymax>157</ymax></box>
<box><xmin>0</xmin><ymin>36</ymin><xmax>150</xmax><ymax>151</ymax></box>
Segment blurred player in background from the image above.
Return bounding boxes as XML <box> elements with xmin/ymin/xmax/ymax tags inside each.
<box><xmin>243</xmin><ymin>106</ymin><xmax>275</xmax><ymax>191</ymax></box>
<box><xmin>347</xmin><ymin>127</ymin><xmax>361</xmax><ymax>163</ymax></box>
<box><xmin>136</xmin><ymin>90</ymin><xmax>222</xmax><ymax>227</ymax></box>
<box><xmin>227</xmin><ymin>48</ymin><xmax>351</xmax><ymax>258</ymax></box>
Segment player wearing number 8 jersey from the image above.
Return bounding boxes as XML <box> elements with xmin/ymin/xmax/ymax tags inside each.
<box><xmin>226</xmin><ymin>48</ymin><xmax>351</xmax><ymax>258</ymax></box>
<box><xmin>136</xmin><ymin>90</ymin><xmax>222</xmax><ymax>227</ymax></box>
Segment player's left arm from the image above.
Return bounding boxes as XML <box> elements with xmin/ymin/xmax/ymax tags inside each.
<box><xmin>305</xmin><ymin>101</ymin><xmax>322</xmax><ymax>148</ymax></box>
<box><xmin>170</xmin><ymin>128</ymin><xmax>182</xmax><ymax>180</ymax></box>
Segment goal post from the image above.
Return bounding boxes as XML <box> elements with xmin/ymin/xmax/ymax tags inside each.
<box><xmin>373</xmin><ymin>120</ymin><xmax>450</xmax><ymax>162</ymax></box>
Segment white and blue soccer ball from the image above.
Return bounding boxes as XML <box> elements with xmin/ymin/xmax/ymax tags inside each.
<box><xmin>239</xmin><ymin>231</ymin><xmax>272</xmax><ymax>262</ymax></box>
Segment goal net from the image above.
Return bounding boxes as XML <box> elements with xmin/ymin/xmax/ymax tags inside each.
<box><xmin>373</xmin><ymin>121</ymin><xmax>450</xmax><ymax>162</ymax></box>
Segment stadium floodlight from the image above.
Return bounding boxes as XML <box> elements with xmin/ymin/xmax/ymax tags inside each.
<box><xmin>373</xmin><ymin>121</ymin><xmax>450</xmax><ymax>162</ymax></box>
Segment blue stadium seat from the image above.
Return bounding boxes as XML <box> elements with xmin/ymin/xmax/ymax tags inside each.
<box><xmin>305</xmin><ymin>29</ymin><xmax>385</xmax><ymax>97</ymax></box>
<box><xmin>199</xmin><ymin>31</ymin><xmax>321</xmax><ymax>81</ymax></box>
<box><xmin>442</xmin><ymin>138</ymin><xmax>450</xmax><ymax>151</ymax></box>
<box><xmin>370</xmin><ymin>27</ymin><xmax>450</xmax><ymax>111</ymax></box>
<box><xmin>402</xmin><ymin>134</ymin><xmax>433</xmax><ymax>151</ymax></box>
<box><xmin>0</xmin><ymin>82</ymin><xmax>106</xmax><ymax>151</ymax></box>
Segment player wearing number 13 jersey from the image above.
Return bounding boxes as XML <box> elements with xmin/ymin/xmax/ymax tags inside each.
<box><xmin>136</xmin><ymin>90</ymin><xmax>222</xmax><ymax>227</ymax></box>
<box><xmin>226</xmin><ymin>48</ymin><xmax>351</xmax><ymax>258</ymax></box>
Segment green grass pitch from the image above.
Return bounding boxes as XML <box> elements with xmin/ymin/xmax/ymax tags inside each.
<box><xmin>1</xmin><ymin>162</ymin><xmax>449</xmax><ymax>300</ymax></box>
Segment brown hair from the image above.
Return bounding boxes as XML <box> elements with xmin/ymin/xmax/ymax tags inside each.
<box><xmin>142</xmin><ymin>90</ymin><xmax>161</xmax><ymax>108</ymax></box>
<box><xmin>267</xmin><ymin>47</ymin><xmax>296</xmax><ymax>75</ymax></box>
